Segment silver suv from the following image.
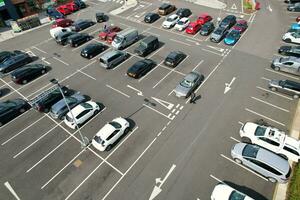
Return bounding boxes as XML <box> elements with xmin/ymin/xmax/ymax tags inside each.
<box><xmin>271</xmin><ymin>56</ymin><xmax>300</xmax><ymax>76</ymax></box>
<box><xmin>231</xmin><ymin>143</ymin><xmax>291</xmax><ymax>183</ymax></box>
<box><xmin>268</xmin><ymin>79</ymin><xmax>300</xmax><ymax>99</ymax></box>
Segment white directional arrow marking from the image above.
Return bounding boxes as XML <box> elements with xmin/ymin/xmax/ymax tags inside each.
<box><xmin>206</xmin><ymin>45</ymin><xmax>225</xmax><ymax>53</ymax></box>
<box><xmin>231</xmin><ymin>3</ymin><xmax>237</xmax><ymax>10</ymax></box>
<box><xmin>149</xmin><ymin>164</ymin><xmax>176</xmax><ymax>200</ymax></box>
<box><xmin>151</xmin><ymin>97</ymin><xmax>174</xmax><ymax>110</ymax></box>
<box><xmin>127</xmin><ymin>85</ymin><xmax>143</xmax><ymax>96</ymax></box>
<box><xmin>224</xmin><ymin>77</ymin><xmax>236</xmax><ymax>94</ymax></box>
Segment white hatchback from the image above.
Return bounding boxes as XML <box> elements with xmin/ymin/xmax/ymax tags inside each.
<box><xmin>92</xmin><ymin>117</ymin><xmax>130</xmax><ymax>151</ymax></box>
<box><xmin>174</xmin><ymin>17</ymin><xmax>190</xmax><ymax>31</ymax></box>
<box><xmin>211</xmin><ymin>183</ymin><xmax>254</xmax><ymax>200</ymax></box>
<box><xmin>162</xmin><ymin>14</ymin><xmax>180</xmax><ymax>29</ymax></box>
<box><xmin>50</xmin><ymin>27</ymin><xmax>72</xmax><ymax>39</ymax></box>
<box><xmin>64</xmin><ymin>101</ymin><xmax>100</xmax><ymax>129</ymax></box>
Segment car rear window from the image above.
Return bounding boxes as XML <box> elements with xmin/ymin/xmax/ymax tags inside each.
<box><xmin>229</xmin><ymin>191</ymin><xmax>245</xmax><ymax>200</ymax></box>
<box><xmin>99</xmin><ymin>58</ymin><xmax>107</xmax><ymax>64</ymax></box>
<box><xmin>242</xmin><ymin>144</ymin><xmax>259</xmax><ymax>158</ymax></box>
<box><xmin>254</xmin><ymin>126</ymin><xmax>266</xmax><ymax>136</ymax></box>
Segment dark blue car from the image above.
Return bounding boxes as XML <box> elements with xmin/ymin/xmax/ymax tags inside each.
<box><xmin>46</xmin><ymin>6</ymin><xmax>64</xmax><ymax>20</ymax></box>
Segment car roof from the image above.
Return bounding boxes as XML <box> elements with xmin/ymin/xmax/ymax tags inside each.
<box><xmin>169</xmin><ymin>14</ymin><xmax>178</xmax><ymax>18</ymax></box>
<box><xmin>189</xmin><ymin>22</ymin><xmax>198</xmax><ymax>26</ymax></box>
<box><xmin>237</xmin><ymin>19</ymin><xmax>247</xmax><ymax>24</ymax></box>
<box><xmin>284</xmin><ymin>56</ymin><xmax>300</xmax><ymax>62</ymax></box>
<box><xmin>96</xmin><ymin>123</ymin><xmax>116</xmax><ymax>140</ymax></box>
<box><xmin>179</xmin><ymin>17</ymin><xmax>189</xmax><ymax>21</ymax></box>
<box><xmin>160</xmin><ymin>3</ymin><xmax>171</xmax><ymax>9</ymax></box>
<box><xmin>185</xmin><ymin>72</ymin><xmax>199</xmax><ymax>81</ymax></box>
<box><xmin>101</xmin><ymin>50</ymin><xmax>123</xmax><ymax>60</ymax></box>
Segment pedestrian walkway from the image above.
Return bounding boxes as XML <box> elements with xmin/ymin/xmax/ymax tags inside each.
<box><xmin>110</xmin><ymin>0</ymin><xmax>138</xmax><ymax>15</ymax></box>
<box><xmin>184</xmin><ymin>0</ymin><xmax>226</xmax><ymax>9</ymax></box>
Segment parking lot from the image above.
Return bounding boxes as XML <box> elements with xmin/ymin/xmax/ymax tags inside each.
<box><xmin>0</xmin><ymin>0</ymin><xmax>299</xmax><ymax>200</ymax></box>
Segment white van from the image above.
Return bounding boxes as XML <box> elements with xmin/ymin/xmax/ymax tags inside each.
<box><xmin>50</xmin><ymin>27</ymin><xmax>72</xmax><ymax>39</ymax></box>
<box><xmin>112</xmin><ymin>29</ymin><xmax>138</xmax><ymax>49</ymax></box>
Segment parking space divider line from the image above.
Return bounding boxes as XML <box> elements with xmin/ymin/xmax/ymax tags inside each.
<box><xmin>138</xmin><ymin>60</ymin><xmax>163</xmax><ymax>82</ymax></box>
<box><xmin>230</xmin><ymin>136</ymin><xmax>240</xmax><ymax>143</ymax></box>
<box><xmin>261</xmin><ymin>77</ymin><xmax>271</xmax><ymax>81</ymax></box>
<box><xmin>106</xmin><ymin>84</ymin><xmax>130</xmax><ymax>98</ymax></box>
<box><xmin>77</xmin><ymin>69</ymin><xmax>97</xmax><ymax>80</ymax></box>
<box><xmin>245</xmin><ymin>108</ymin><xmax>286</xmax><ymax>127</ymax></box>
<box><xmin>143</xmin><ymin>104</ymin><xmax>173</xmax><ymax>120</ymax></box>
<box><xmin>265</xmin><ymin>68</ymin><xmax>300</xmax><ymax>80</ymax></box>
<box><xmin>256</xmin><ymin>86</ymin><xmax>293</xmax><ymax>100</ymax></box>
<box><xmin>53</xmin><ymin>57</ymin><xmax>69</xmax><ymax>66</ymax></box>
<box><xmin>238</xmin><ymin>121</ymin><xmax>244</xmax><ymax>126</ymax></box>
<box><xmin>32</xmin><ymin>46</ymin><xmax>47</xmax><ymax>54</ymax></box>
<box><xmin>158</xmin><ymin>64</ymin><xmax>186</xmax><ymax>76</ymax></box>
<box><xmin>210</xmin><ymin>174</ymin><xmax>224</xmax><ymax>183</ymax></box>
<box><xmin>251</xmin><ymin>96</ymin><xmax>290</xmax><ymax>113</ymax></box>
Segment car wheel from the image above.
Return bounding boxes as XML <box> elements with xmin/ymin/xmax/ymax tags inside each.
<box><xmin>94</xmin><ymin>109</ymin><xmax>99</xmax><ymax>115</ymax></box>
<box><xmin>271</xmin><ymin>87</ymin><xmax>277</xmax><ymax>91</ymax></box>
<box><xmin>241</xmin><ymin>137</ymin><xmax>252</xmax><ymax>143</ymax></box>
<box><xmin>41</xmin><ymin>69</ymin><xmax>46</xmax><ymax>74</ymax></box>
<box><xmin>89</xmin><ymin>55</ymin><xmax>93</xmax><ymax>59</ymax></box>
<box><xmin>0</xmin><ymin>122</ymin><xmax>2</xmax><ymax>127</ymax></box>
<box><xmin>106</xmin><ymin>145</ymin><xmax>112</xmax><ymax>151</ymax></box>
<box><xmin>124</xmin><ymin>127</ymin><xmax>130</xmax><ymax>134</ymax></box>
<box><xmin>274</xmin><ymin>66</ymin><xmax>280</xmax><ymax>71</ymax></box>
<box><xmin>293</xmin><ymin>94</ymin><xmax>299</xmax><ymax>99</ymax></box>
<box><xmin>44</xmin><ymin>108</ymin><xmax>49</xmax><ymax>113</ymax></box>
<box><xmin>268</xmin><ymin>177</ymin><xmax>277</xmax><ymax>183</ymax></box>
<box><xmin>234</xmin><ymin>158</ymin><xmax>242</xmax><ymax>164</ymax></box>
<box><xmin>75</xmin><ymin>43</ymin><xmax>78</xmax><ymax>47</ymax></box>
<box><xmin>284</xmin><ymin>38</ymin><xmax>292</xmax><ymax>43</ymax></box>
<box><xmin>20</xmin><ymin>108</ymin><xmax>25</xmax><ymax>113</ymax></box>
<box><xmin>22</xmin><ymin>79</ymin><xmax>27</xmax><ymax>84</ymax></box>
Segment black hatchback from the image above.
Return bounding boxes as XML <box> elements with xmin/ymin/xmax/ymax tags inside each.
<box><xmin>199</xmin><ymin>22</ymin><xmax>215</xmax><ymax>36</ymax></box>
<box><xmin>144</xmin><ymin>13</ymin><xmax>160</xmax><ymax>23</ymax></box>
<box><xmin>67</xmin><ymin>33</ymin><xmax>92</xmax><ymax>47</ymax></box>
<box><xmin>0</xmin><ymin>98</ymin><xmax>31</xmax><ymax>127</ymax></box>
<box><xmin>176</xmin><ymin>8</ymin><xmax>192</xmax><ymax>18</ymax></box>
<box><xmin>278</xmin><ymin>46</ymin><xmax>300</xmax><ymax>57</ymax></box>
<box><xmin>71</xmin><ymin>19</ymin><xmax>95</xmax><ymax>31</ymax></box>
<box><xmin>81</xmin><ymin>43</ymin><xmax>107</xmax><ymax>59</ymax></box>
<box><xmin>164</xmin><ymin>51</ymin><xmax>186</xmax><ymax>68</ymax></box>
<box><xmin>56</xmin><ymin>31</ymin><xmax>76</xmax><ymax>45</ymax></box>
<box><xmin>127</xmin><ymin>59</ymin><xmax>156</xmax><ymax>78</ymax></box>
<box><xmin>0</xmin><ymin>52</ymin><xmax>32</xmax><ymax>74</ymax></box>
<box><xmin>11</xmin><ymin>64</ymin><xmax>48</xmax><ymax>84</ymax></box>
<box><xmin>219</xmin><ymin>15</ymin><xmax>236</xmax><ymax>29</ymax></box>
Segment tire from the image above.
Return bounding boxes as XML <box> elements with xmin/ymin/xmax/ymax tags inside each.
<box><xmin>293</xmin><ymin>94</ymin><xmax>299</xmax><ymax>99</ymax></box>
<box><xmin>94</xmin><ymin>109</ymin><xmax>99</xmax><ymax>115</ymax></box>
<box><xmin>0</xmin><ymin>122</ymin><xmax>2</xmax><ymax>127</ymax></box>
<box><xmin>124</xmin><ymin>127</ymin><xmax>130</xmax><ymax>134</ymax></box>
<box><xmin>271</xmin><ymin>87</ymin><xmax>277</xmax><ymax>91</ymax></box>
<box><xmin>284</xmin><ymin>38</ymin><xmax>292</xmax><ymax>43</ymax></box>
<box><xmin>268</xmin><ymin>177</ymin><xmax>277</xmax><ymax>183</ymax></box>
<box><xmin>234</xmin><ymin>158</ymin><xmax>242</xmax><ymax>164</ymax></box>
<box><xmin>89</xmin><ymin>55</ymin><xmax>93</xmax><ymax>59</ymax></box>
<box><xmin>20</xmin><ymin>108</ymin><xmax>25</xmax><ymax>113</ymax></box>
<box><xmin>22</xmin><ymin>79</ymin><xmax>27</xmax><ymax>84</ymax></box>
<box><xmin>106</xmin><ymin>145</ymin><xmax>112</xmax><ymax>151</ymax></box>
<box><xmin>241</xmin><ymin>137</ymin><xmax>251</xmax><ymax>143</ymax></box>
<box><xmin>44</xmin><ymin>108</ymin><xmax>49</xmax><ymax>113</ymax></box>
<box><xmin>274</xmin><ymin>66</ymin><xmax>280</xmax><ymax>71</ymax></box>
<box><xmin>74</xmin><ymin>43</ymin><xmax>78</xmax><ymax>47</ymax></box>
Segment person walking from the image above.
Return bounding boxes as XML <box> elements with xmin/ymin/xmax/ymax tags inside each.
<box><xmin>190</xmin><ymin>92</ymin><xmax>196</xmax><ymax>104</ymax></box>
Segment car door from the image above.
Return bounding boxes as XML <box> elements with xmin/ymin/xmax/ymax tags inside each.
<box><xmin>257</xmin><ymin>137</ymin><xmax>281</xmax><ymax>153</ymax></box>
<box><xmin>282</xmin><ymin>61</ymin><xmax>295</xmax><ymax>73</ymax></box>
<box><xmin>111</xmin><ymin>129</ymin><xmax>121</xmax><ymax>144</ymax></box>
<box><xmin>77</xmin><ymin>109</ymin><xmax>91</xmax><ymax>124</ymax></box>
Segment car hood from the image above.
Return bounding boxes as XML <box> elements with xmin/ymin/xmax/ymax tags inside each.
<box><xmin>242</xmin><ymin>122</ymin><xmax>258</xmax><ymax>135</ymax></box>
<box><xmin>211</xmin><ymin>32</ymin><xmax>221</xmax><ymax>39</ymax></box>
<box><xmin>134</xmin><ymin>45</ymin><xmax>146</xmax><ymax>53</ymax></box>
<box><xmin>211</xmin><ymin>184</ymin><xmax>232</xmax><ymax>199</ymax></box>
<box><xmin>224</xmin><ymin>37</ymin><xmax>235</xmax><ymax>44</ymax></box>
<box><xmin>163</xmin><ymin>20</ymin><xmax>174</xmax><ymax>26</ymax></box>
<box><xmin>175</xmin><ymin>83</ymin><xmax>190</xmax><ymax>96</ymax></box>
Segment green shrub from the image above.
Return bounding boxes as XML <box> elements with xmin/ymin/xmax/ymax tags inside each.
<box><xmin>287</xmin><ymin>163</ymin><xmax>300</xmax><ymax>200</ymax></box>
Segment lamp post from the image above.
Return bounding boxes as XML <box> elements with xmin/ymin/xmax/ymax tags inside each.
<box><xmin>50</xmin><ymin>78</ymin><xmax>89</xmax><ymax>148</ymax></box>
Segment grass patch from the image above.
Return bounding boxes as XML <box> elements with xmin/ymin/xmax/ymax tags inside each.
<box><xmin>287</xmin><ymin>163</ymin><xmax>300</xmax><ymax>200</ymax></box>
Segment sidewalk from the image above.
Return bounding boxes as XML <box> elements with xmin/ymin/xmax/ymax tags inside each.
<box><xmin>184</xmin><ymin>0</ymin><xmax>226</xmax><ymax>9</ymax></box>
<box><xmin>273</xmin><ymin>100</ymin><xmax>300</xmax><ymax>200</ymax></box>
<box><xmin>110</xmin><ymin>0</ymin><xmax>138</xmax><ymax>15</ymax></box>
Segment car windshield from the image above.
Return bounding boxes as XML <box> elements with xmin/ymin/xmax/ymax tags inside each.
<box><xmin>114</xmin><ymin>36</ymin><xmax>123</xmax><ymax>43</ymax></box>
<box><xmin>242</xmin><ymin>144</ymin><xmax>259</xmax><ymax>158</ymax></box>
<box><xmin>280</xmin><ymin>57</ymin><xmax>289</xmax><ymax>62</ymax></box>
<box><xmin>0</xmin><ymin>102</ymin><xmax>15</xmax><ymax>111</ymax></box>
<box><xmin>177</xmin><ymin>20</ymin><xmax>186</xmax><ymax>25</ymax></box>
<box><xmin>167</xmin><ymin>17</ymin><xmax>175</xmax><ymax>22</ymax></box>
<box><xmin>94</xmin><ymin>135</ymin><xmax>104</xmax><ymax>144</ymax></box>
<box><xmin>66</xmin><ymin>114</ymin><xmax>73</xmax><ymax>122</ymax></box>
<box><xmin>81</xmin><ymin>102</ymin><xmax>92</xmax><ymax>109</ymax></box>
<box><xmin>215</xmin><ymin>28</ymin><xmax>223</xmax><ymax>34</ymax></box>
<box><xmin>229</xmin><ymin>191</ymin><xmax>246</xmax><ymax>200</ymax></box>
<box><xmin>254</xmin><ymin>126</ymin><xmax>266</xmax><ymax>136</ymax></box>
<box><xmin>109</xmin><ymin>121</ymin><xmax>122</xmax><ymax>129</ymax></box>
<box><xmin>180</xmin><ymin>79</ymin><xmax>193</xmax><ymax>88</ymax></box>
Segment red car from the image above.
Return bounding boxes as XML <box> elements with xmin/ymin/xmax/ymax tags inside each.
<box><xmin>51</xmin><ymin>18</ymin><xmax>73</xmax><ymax>28</ymax></box>
<box><xmin>56</xmin><ymin>5</ymin><xmax>72</xmax><ymax>15</ymax></box>
<box><xmin>296</xmin><ymin>16</ymin><xmax>300</xmax><ymax>22</ymax></box>
<box><xmin>232</xmin><ymin>20</ymin><xmax>248</xmax><ymax>33</ymax></box>
<box><xmin>196</xmin><ymin>13</ymin><xmax>212</xmax><ymax>25</ymax></box>
<box><xmin>65</xmin><ymin>2</ymin><xmax>79</xmax><ymax>12</ymax></box>
<box><xmin>185</xmin><ymin>22</ymin><xmax>201</xmax><ymax>34</ymax></box>
<box><xmin>98</xmin><ymin>26</ymin><xmax>121</xmax><ymax>40</ymax></box>
<box><xmin>107</xmin><ymin>32</ymin><xmax>117</xmax><ymax>43</ymax></box>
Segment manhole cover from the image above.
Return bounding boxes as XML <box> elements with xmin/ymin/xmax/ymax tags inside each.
<box><xmin>73</xmin><ymin>159</ymin><xmax>82</xmax><ymax>168</ymax></box>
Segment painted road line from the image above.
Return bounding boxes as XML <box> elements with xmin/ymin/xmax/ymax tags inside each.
<box><xmin>158</xmin><ymin>64</ymin><xmax>186</xmax><ymax>76</ymax></box>
<box><xmin>148</xmin><ymin>47</ymin><xmax>165</xmax><ymax>59</ymax></box>
<box><xmin>1</xmin><ymin>78</ymin><xmax>27</xmax><ymax>100</ymax></box>
<box><xmin>53</xmin><ymin>57</ymin><xmax>69</xmax><ymax>66</ymax></box>
<box><xmin>143</xmin><ymin>104</ymin><xmax>174</xmax><ymax>120</ymax></box>
<box><xmin>170</xmin><ymin>38</ymin><xmax>192</xmax><ymax>46</ymax></box>
<box><xmin>230</xmin><ymin>136</ymin><xmax>240</xmax><ymax>143</ymax></box>
<box><xmin>265</xmin><ymin>68</ymin><xmax>300</xmax><ymax>80</ymax></box>
<box><xmin>201</xmin><ymin>48</ymin><xmax>223</xmax><ymax>56</ymax></box>
<box><xmin>138</xmin><ymin>62</ymin><xmax>160</xmax><ymax>82</ymax></box>
<box><xmin>256</xmin><ymin>86</ymin><xmax>293</xmax><ymax>100</ymax></box>
<box><xmin>168</xmin><ymin>89</ymin><xmax>174</xmax><ymax>96</ymax></box>
<box><xmin>106</xmin><ymin>84</ymin><xmax>130</xmax><ymax>98</ymax></box>
<box><xmin>261</xmin><ymin>77</ymin><xmax>271</xmax><ymax>81</ymax></box>
<box><xmin>77</xmin><ymin>69</ymin><xmax>97</xmax><ymax>80</ymax></box>
<box><xmin>238</xmin><ymin>121</ymin><xmax>244</xmax><ymax>126</ymax></box>
<box><xmin>210</xmin><ymin>174</ymin><xmax>224</xmax><ymax>183</ymax></box>
<box><xmin>193</xmin><ymin>60</ymin><xmax>204</xmax><ymax>71</ymax></box>
<box><xmin>32</xmin><ymin>46</ymin><xmax>47</xmax><ymax>54</ymax></box>
<box><xmin>113</xmin><ymin>56</ymin><xmax>133</xmax><ymax>71</ymax></box>
<box><xmin>4</xmin><ymin>181</ymin><xmax>21</xmax><ymax>200</ymax></box>
<box><xmin>251</xmin><ymin>96</ymin><xmax>290</xmax><ymax>113</ymax></box>
<box><xmin>245</xmin><ymin>108</ymin><xmax>286</xmax><ymax>127</ymax></box>
<box><xmin>221</xmin><ymin>154</ymin><xmax>268</xmax><ymax>181</ymax></box>
<box><xmin>26</xmin><ymin>82</ymin><xmax>52</xmax><ymax>99</ymax></box>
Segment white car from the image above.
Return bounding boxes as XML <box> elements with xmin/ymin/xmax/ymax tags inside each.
<box><xmin>282</xmin><ymin>32</ymin><xmax>300</xmax><ymax>44</ymax></box>
<box><xmin>64</xmin><ymin>101</ymin><xmax>100</xmax><ymax>129</ymax></box>
<box><xmin>211</xmin><ymin>183</ymin><xmax>254</xmax><ymax>200</ymax></box>
<box><xmin>240</xmin><ymin>122</ymin><xmax>300</xmax><ymax>162</ymax></box>
<box><xmin>50</xmin><ymin>27</ymin><xmax>72</xmax><ymax>38</ymax></box>
<box><xmin>92</xmin><ymin>117</ymin><xmax>130</xmax><ymax>151</ymax></box>
<box><xmin>174</xmin><ymin>17</ymin><xmax>190</xmax><ymax>31</ymax></box>
<box><xmin>162</xmin><ymin>14</ymin><xmax>180</xmax><ymax>29</ymax></box>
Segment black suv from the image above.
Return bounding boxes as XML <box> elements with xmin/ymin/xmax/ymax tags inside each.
<box><xmin>0</xmin><ymin>98</ymin><xmax>31</xmax><ymax>127</ymax></box>
<box><xmin>67</xmin><ymin>33</ymin><xmax>92</xmax><ymax>47</ymax></box>
<box><xmin>219</xmin><ymin>15</ymin><xmax>236</xmax><ymax>29</ymax></box>
<box><xmin>278</xmin><ymin>46</ymin><xmax>300</xmax><ymax>57</ymax></box>
<box><xmin>71</xmin><ymin>19</ymin><xmax>95</xmax><ymax>31</ymax></box>
<box><xmin>56</xmin><ymin>31</ymin><xmax>76</xmax><ymax>45</ymax></box>
<box><xmin>0</xmin><ymin>51</ymin><xmax>32</xmax><ymax>73</ymax></box>
<box><xmin>144</xmin><ymin>13</ymin><xmax>160</xmax><ymax>23</ymax></box>
<box><xmin>164</xmin><ymin>51</ymin><xmax>186</xmax><ymax>68</ymax></box>
<box><xmin>176</xmin><ymin>8</ymin><xmax>192</xmax><ymax>18</ymax></box>
<box><xmin>134</xmin><ymin>35</ymin><xmax>159</xmax><ymax>57</ymax></box>
<box><xmin>29</xmin><ymin>86</ymin><xmax>70</xmax><ymax>112</ymax></box>
<box><xmin>269</xmin><ymin>79</ymin><xmax>300</xmax><ymax>99</ymax></box>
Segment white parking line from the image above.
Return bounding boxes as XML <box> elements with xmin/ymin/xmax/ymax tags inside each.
<box><xmin>261</xmin><ymin>77</ymin><xmax>271</xmax><ymax>81</ymax></box>
<box><xmin>143</xmin><ymin>104</ymin><xmax>174</xmax><ymax>120</ymax></box>
<box><xmin>168</xmin><ymin>89</ymin><xmax>174</xmax><ymax>96</ymax></box>
<box><xmin>238</xmin><ymin>121</ymin><xmax>244</xmax><ymax>126</ymax></box>
<box><xmin>113</xmin><ymin>56</ymin><xmax>133</xmax><ymax>70</ymax></box>
<box><xmin>170</xmin><ymin>38</ymin><xmax>192</xmax><ymax>46</ymax></box>
<box><xmin>201</xmin><ymin>48</ymin><xmax>223</xmax><ymax>56</ymax></box>
<box><xmin>106</xmin><ymin>84</ymin><xmax>130</xmax><ymax>98</ymax></box>
<box><xmin>192</xmin><ymin>60</ymin><xmax>204</xmax><ymax>71</ymax></box>
<box><xmin>230</xmin><ymin>136</ymin><xmax>240</xmax><ymax>143</ymax></box>
<box><xmin>210</xmin><ymin>174</ymin><xmax>224</xmax><ymax>183</ymax></box>
<box><xmin>256</xmin><ymin>86</ymin><xmax>293</xmax><ymax>100</ymax></box>
<box><xmin>158</xmin><ymin>64</ymin><xmax>186</xmax><ymax>76</ymax></box>
<box><xmin>251</xmin><ymin>96</ymin><xmax>290</xmax><ymax>113</ymax></box>
<box><xmin>77</xmin><ymin>69</ymin><xmax>97</xmax><ymax>80</ymax></box>
<box><xmin>220</xmin><ymin>154</ymin><xmax>268</xmax><ymax>181</ymax></box>
<box><xmin>4</xmin><ymin>181</ymin><xmax>21</xmax><ymax>200</ymax></box>
<box><xmin>138</xmin><ymin>60</ymin><xmax>163</xmax><ymax>82</ymax></box>
<box><xmin>245</xmin><ymin>108</ymin><xmax>286</xmax><ymax>127</ymax></box>
<box><xmin>53</xmin><ymin>57</ymin><xmax>69</xmax><ymax>66</ymax></box>
<box><xmin>32</xmin><ymin>46</ymin><xmax>47</xmax><ymax>54</ymax></box>
<box><xmin>265</xmin><ymin>68</ymin><xmax>300</xmax><ymax>80</ymax></box>
<box><xmin>148</xmin><ymin>46</ymin><xmax>164</xmax><ymax>59</ymax></box>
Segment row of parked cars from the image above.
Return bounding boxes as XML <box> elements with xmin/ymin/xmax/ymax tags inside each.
<box><xmin>46</xmin><ymin>0</ymin><xmax>86</xmax><ymax>20</ymax></box>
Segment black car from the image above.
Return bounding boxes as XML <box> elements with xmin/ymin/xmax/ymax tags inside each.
<box><xmin>74</xmin><ymin>0</ymin><xmax>86</xmax><ymax>9</ymax></box>
<box><xmin>134</xmin><ymin>35</ymin><xmax>159</xmax><ymax>57</ymax></box>
<box><xmin>0</xmin><ymin>52</ymin><xmax>32</xmax><ymax>74</ymax></box>
<box><xmin>127</xmin><ymin>59</ymin><xmax>156</xmax><ymax>78</ymax></box>
<box><xmin>96</xmin><ymin>12</ymin><xmax>107</xmax><ymax>23</ymax></box>
<box><xmin>199</xmin><ymin>21</ymin><xmax>215</xmax><ymax>36</ymax></box>
<box><xmin>278</xmin><ymin>46</ymin><xmax>300</xmax><ymax>57</ymax></box>
<box><xmin>11</xmin><ymin>64</ymin><xmax>48</xmax><ymax>84</ymax></box>
<box><xmin>72</xmin><ymin>19</ymin><xmax>95</xmax><ymax>31</ymax></box>
<box><xmin>56</xmin><ymin>31</ymin><xmax>76</xmax><ymax>45</ymax></box>
<box><xmin>288</xmin><ymin>3</ymin><xmax>300</xmax><ymax>11</ymax></box>
<box><xmin>219</xmin><ymin>15</ymin><xmax>236</xmax><ymax>29</ymax></box>
<box><xmin>144</xmin><ymin>13</ymin><xmax>160</xmax><ymax>23</ymax></box>
<box><xmin>164</xmin><ymin>51</ymin><xmax>186</xmax><ymax>68</ymax></box>
<box><xmin>81</xmin><ymin>43</ymin><xmax>106</xmax><ymax>59</ymax></box>
<box><xmin>0</xmin><ymin>51</ymin><xmax>15</xmax><ymax>63</ymax></box>
<box><xmin>67</xmin><ymin>33</ymin><xmax>92</xmax><ymax>47</ymax></box>
<box><xmin>46</xmin><ymin>6</ymin><xmax>64</xmax><ymax>20</ymax></box>
<box><xmin>176</xmin><ymin>8</ymin><xmax>192</xmax><ymax>18</ymax></box>
<box><xmin>0</xmin><ymin>98</ymin><xmax>31</xmax><ymax>127</ymax></box>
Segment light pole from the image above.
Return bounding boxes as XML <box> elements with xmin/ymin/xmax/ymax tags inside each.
<box><xmin>50</xmin><ymin>78</ymin><xmax>89</xmax><ymax>148</ymax></box>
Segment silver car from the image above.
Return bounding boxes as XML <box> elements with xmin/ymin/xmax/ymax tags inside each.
<box><xmin>231</xmin><ymin>143</ymin><xmax>291</xmax><ymax>183</ymax></box>
<box><xmin>210</xmin><ymin>27</ymin><xmax>228</xmax><ymax>43</ymax></box>
<box><xmin>50</xmin><ymin>93</ymin><xmax>86</xmax><ymax>119</ymax></box>
<box><xmin>271</xmin><ymin>56</ymin><xmax>300</xmax><ymax>76</ymax></box>
<box><xmin>174</xmin><ymin>72</ymin><xmax>204</xmax><ymax>98</ymax></box>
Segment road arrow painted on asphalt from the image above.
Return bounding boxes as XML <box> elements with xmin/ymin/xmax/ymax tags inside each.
<box><xmin>206</xmin><ymin>45</ymin><xmax>225</xmax><ymax>53</ymax></box>
<box><xmin>231</xmin><ymin>3</ymin><xmax>237</xmax><ymax>10</ymax></box>
<box><xmin>149</xmin><ymin>164</ymin><xmax>176</xmax><ymax>200</ymax></box>
<box><xmin>151</xmin><ymin>97</ymin><xmax>174</xmax><ymax>110</ymax></box>
<box><xmin>127</xmin><ymin>85</ymin><xmax>143</xmax><ymax>96</ymax></box>
<box><xmin>224</xmin><ymin>77</ymin><xmax>236</xmax><ymax>94</ymax></box>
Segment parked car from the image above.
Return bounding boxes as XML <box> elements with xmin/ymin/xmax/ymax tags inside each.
<box><xmin>162</xmin><ymin>14</ymin><xmax>180</xmax><ymax>29</ymax></box>
<box><xmin>224</xmin><ymin>29</ymin><xmax>241</xmax><ymax>45</ymax></box>
<box><xmin>0</xmin><ymin>52</ymin><xmax>32</xmax><ymax>74</ymax></box>
<box><xmin>51</xmin><ymin>18</ymin><xmax>73</xmax><ymax>28</ymax></box>
<box><xmin>71</xmin><ymin>19</ymin><xmax>95</xmax><ymax>31</ymax></box>
<box><xmin>96</xmin><ymin>12</ymin><xmax>107</xmax><ymax>23</ymax></box>
<box><xmin>0</xmin><ymin>51</ymin><xmax>20</xmax><ymax>63</ymax></box>
<box><xmin>185</xmin><ymin>22</ymin><xmax>201</xmax><ymax>34</ymax></box>
<box><xmin>158</xmin><ymin>3</ymin><xmax>176</xmax><ymax>15</ymax></box>
<box><xmin>164</xmin><ymin>51</ymin><xmax>186</xmax><ymax>68</ymax></box>
<box><xmin>268</xmin><ymin>79</ymin><xmax>300</xmax><ymax>99</ymax></box>
<box><xmin>98</xmin><ymin>25</ymin><xmax>121</xmax><ymax>40</ymax></box>
<box><xmin>290</xmin><ymin>23</ymin><xmax>300</xmax><ymax>31</ymax></box>
<box><xmin>210</xmin><ymin>183</ymin><xmax>254</xmax><ymax>200</ymax></box>
<box><xmin>81</xmin><ymin>43</ymin><xmax>106</xmax><ymax>59</ymax></box>
<box><xmin>46</xmin><ymin>6</ymin><xmax>64</xmax><ymax>20</ymax></box>
<box><xmin>0</xmin><ymin>98</ymin><xmax>31</xmax><ymax>127</ymax></box>
<box><xmin>240</xmin><ymin>122</ymin><xmax>300</xmax><ymax>162</ymax></box>
<box><xmin>176</xmin><ymin>8</ymin><xmax>192</xmax><ymax>18</ymax></box>
<box><xmin>112</xmin><ymin>29</ymin><xmax>138</xmax><ymax>49</ymax></box>
<box><xmin>286</xmin><ymin>0</ymin><xmax>300</xmax><ymax>3</ymax></box>
<box><xmin>67</xmin><ymin>33</ymin><xmax>92</xmax><ymax>47</ymax></box>
<box><xmin>92</xmin><ymin>117</ymin><xmax>130</xmax><ymax>151</ymax></box>
<box><xmin>144</xmin><ymin>13</ymin><xmax>160</xmax><ymax>23</ymax></box>
<box><xmin>50</xmin><ymin>93</ymin><xmax>86</xmax><ymax>119</ymax></box>
<box><xmin>271</xmin><ymin>56</ymin><xmax>300</xmax><ymax>76</ymax></box>
<box><xmin>199</xmin><ymin>21</ymin><xmax>215</xmax><ymax>36</ymax></box>
<box><xmin>134</xmin><ymin>35</ymin><xmax>159</xmax><ymax>57</ymax></box>
<box><xmin>196</xmin><ymin>13</ymin><xmax>212</xmax><ymax>25</ymax></box>
<box><xmin>55</xmin><ymin>31</ymin><xmax>76</xmax><ymax>45</ymax></box>
<box><xmin>74</xmin><ymin>0</ymin><xmax>86</xmax><ymax>9</ymax></box>
<box><xmin>127</xmin><ymin>59</ymin><xmax>156</xmax><ymax>78</ymax></box>
<box><xmin>287</xmin><ymin>3</ymin><xmax>300</xmax><ymax>11</ymax></box>
<box><xmin>65</xmin><ymin>2</ymin><xmax>79</xmax><ymax>12</ymax></box>
<box><xmin>231</xmin><ymin>143</ymin><xmax>291</xmax><ymax>183</ymax></box>
<box><xmin>174</xmin><ymin>17</ymin><xmax>190</xmax><ymax>31</ymax></box>
<box><xmin>11</xmin><ymin>64</ymin><xmax>47</xmax><ymax>84</ymax></box>
<box><xmin>278</xmin><ymin>46</ymin><xmax>300</xmax><ymax>57</ymax></box>
<box><xmin>64</xmin><ymin>101</ymin><xmax>100</xmax><ymax>129</ymax></box>
<box><xmin>219</xmin><ymin>15</ymin><xmax>236</xmax><ymax>29</ymax></box>
<box><xmin>174</xmin><ymin>72</ymin><xmax>204</xmax><ymax>98</ymax></box>
<box><xmin>210</xmin><ymin>27</ymin><xmax>228</xmax><ymax>43</ymax></box>
<box><xmin>50</xmin><ymin>27</ymin><xmax>72</xmax><ymax>38</ymax></box>
<box><xmin>56</xmin><ymin>5</ymin><xmax>72</xmax><ymax>15</ymax></box>
<box><xmin>282</xmin><ymin>31</ymin><xmax>300</xmax><ymax>44</ymax></box>
<box><xmin>99</xmin><ymin>50</ymin><xmax>128</xmax><ymax>69</ymax></box>
<box><xmin>232</xmin><ymin>20</ymin><xmax>248</xmax><ymax>33</ymax></box>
